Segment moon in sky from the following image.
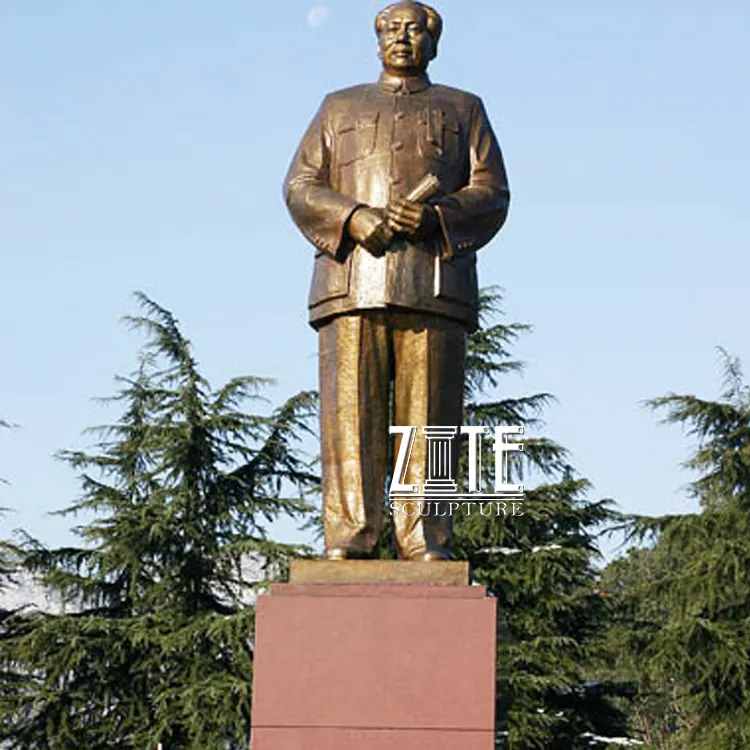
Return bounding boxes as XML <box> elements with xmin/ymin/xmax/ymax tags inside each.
<box><xmin>307</xmin><ymin>5</ymin><xmax>331</xmax><ymax>29</ymax></box>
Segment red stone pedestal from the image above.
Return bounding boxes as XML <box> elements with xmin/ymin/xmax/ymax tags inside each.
<box><xmin>250</xmin><ymin>582</ymin><xmax>497</xmax><ymax>749</ymax></box>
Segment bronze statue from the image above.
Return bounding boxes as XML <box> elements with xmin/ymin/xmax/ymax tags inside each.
<box><xmin>284</xmin><ymin>1</ymin><xmax>510</xmax><ymax>561</ymax></box>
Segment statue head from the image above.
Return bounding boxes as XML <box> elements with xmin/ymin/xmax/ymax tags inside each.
<box><xmin>375</xmin><ymin>2</ymin><xmax>443</xmax><ymax>77</ymax></box>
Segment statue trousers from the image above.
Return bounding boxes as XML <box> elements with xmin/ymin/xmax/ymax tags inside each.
<box><xmin>318</xmin><ymin>309</ymin><xmax>466</xmax><ymax>559</ymax></box>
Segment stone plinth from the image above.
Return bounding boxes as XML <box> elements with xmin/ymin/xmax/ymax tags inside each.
<box><xmin>250</xmin><ymin>567</ymin><xmax>496</xmax><ymax>750</ymax></box>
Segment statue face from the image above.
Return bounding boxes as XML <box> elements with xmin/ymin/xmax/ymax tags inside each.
<box><xmin>378</xmin><ymin>4</ymin><xmax>436</xmax><ymax>76</ymax></box>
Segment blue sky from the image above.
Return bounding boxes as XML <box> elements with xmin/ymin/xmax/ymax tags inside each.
<box><xmin>1</xmin><ymin>0</ymin><xmax>749</xmax><ymax>554</ymax></box>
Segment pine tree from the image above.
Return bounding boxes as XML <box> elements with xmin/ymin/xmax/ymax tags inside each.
<box><xmin>0</xmin><ymin>295</ymin><xmax>319</xmax><ymax>749</ymax></box>
<box><xmin>603</xmin><ymin>350</ymin><xmax>750</xmax><ymax>750</ymax></box>
<box><xmin>599</xmin><ymin>546</ymin><xmax>688</xmax><ymax>748</ymax></box>
<box><xmin>452</xmin><ymin>289</ymin><xmax>629</xmax><ymax>750</ymax></box>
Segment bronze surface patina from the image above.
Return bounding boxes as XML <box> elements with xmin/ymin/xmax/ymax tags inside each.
<box><xmin>284</xmin><ymin>1</ymin><xmax>510</xmax><ymax>561</ymax></box>
<box><xmin>289</xmin><ymin>559</ymin><xmax>470</xmax><ymax>586</ymax></box>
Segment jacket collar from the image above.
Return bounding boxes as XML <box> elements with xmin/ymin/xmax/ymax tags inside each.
<box><xmin>378</xmin><ymin>70</ymin><xmax>432</xmax><ymax>95</ymax></box>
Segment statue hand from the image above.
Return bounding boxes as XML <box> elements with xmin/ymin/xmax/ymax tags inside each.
<box><xmin>347</xmin><ymin>207</ymin><xmax>390</xmax><ymax>256</ymax></box>
<box><xmin>385</xmin><ymin>199</ymin><xmax>438</xmax><ymax>238</ymax></box>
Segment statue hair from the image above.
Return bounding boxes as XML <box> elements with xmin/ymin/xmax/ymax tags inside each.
<box><xmin>374</xmin><ymin>2</ymin><xmax>443</xmax><ymax>47</ymax></box>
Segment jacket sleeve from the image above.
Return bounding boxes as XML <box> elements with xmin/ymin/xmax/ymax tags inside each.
<box><xmin>434</xmin><ymin>97</ymin><xmax>510</xmax><ymax>259</ymax></box>
<box><xmin>283</xmin><ymin>95</ymin><xmax>362</xmax><ymax>259</ymax></box>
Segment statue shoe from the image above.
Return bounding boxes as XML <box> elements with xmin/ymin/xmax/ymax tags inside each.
<box><xmin>325</xmin><ymin>547</ymin><xmax>348</xmax><ymax>560</ymax></box>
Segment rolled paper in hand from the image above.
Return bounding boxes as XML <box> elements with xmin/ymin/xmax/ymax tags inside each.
<box><xmin>405</xmin><ymin>173</ymin><xmax>441</xmax><ymax>203</ymax></box>
<box><xmin>383</xmin><ymin>173</ymin><xmax>441</xmax><ymax>242</ymax></box>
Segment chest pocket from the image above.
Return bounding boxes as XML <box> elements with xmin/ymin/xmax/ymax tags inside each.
<box><xmin>418</xmin><ymin>108</ymin><xmax>461</xmax><ymax>164</ymax></box>
<box><xmin>334</xmin><ymin>112</ymin><xmax>379</xmax><ymax>168</ymax></box>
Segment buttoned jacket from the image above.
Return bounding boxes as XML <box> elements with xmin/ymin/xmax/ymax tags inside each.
<box><xmin>284</xmin><ymin>72</ymin><xmax>510</xmax><ymax>331</ymax></box>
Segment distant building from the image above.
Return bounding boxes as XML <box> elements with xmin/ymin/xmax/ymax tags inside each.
<box><xmin>0</xmin><ymin>554</ymin><xmax>270</xmax><ymax>615</ymax></box>
<box><xmin>0</xmin><ymin>569</ymin><xmax>65</xmax><ymax>614</ymax></box>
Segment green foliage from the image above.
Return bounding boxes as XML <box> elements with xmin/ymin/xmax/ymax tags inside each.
<box><xmin>0</xmin><ymin>295</ymin><xmax>318</xmax><ymax>749</ymax></box>
<box><xmin>602</xmin><ymin>350</ymin><xmax>750</xmax><ymax>749</ymax></box>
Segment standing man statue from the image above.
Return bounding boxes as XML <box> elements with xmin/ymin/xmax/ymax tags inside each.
<box><xmin>284</xmin><ymin>1</ymin><xmax>510</xmax><ymax>561</ymax></box>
